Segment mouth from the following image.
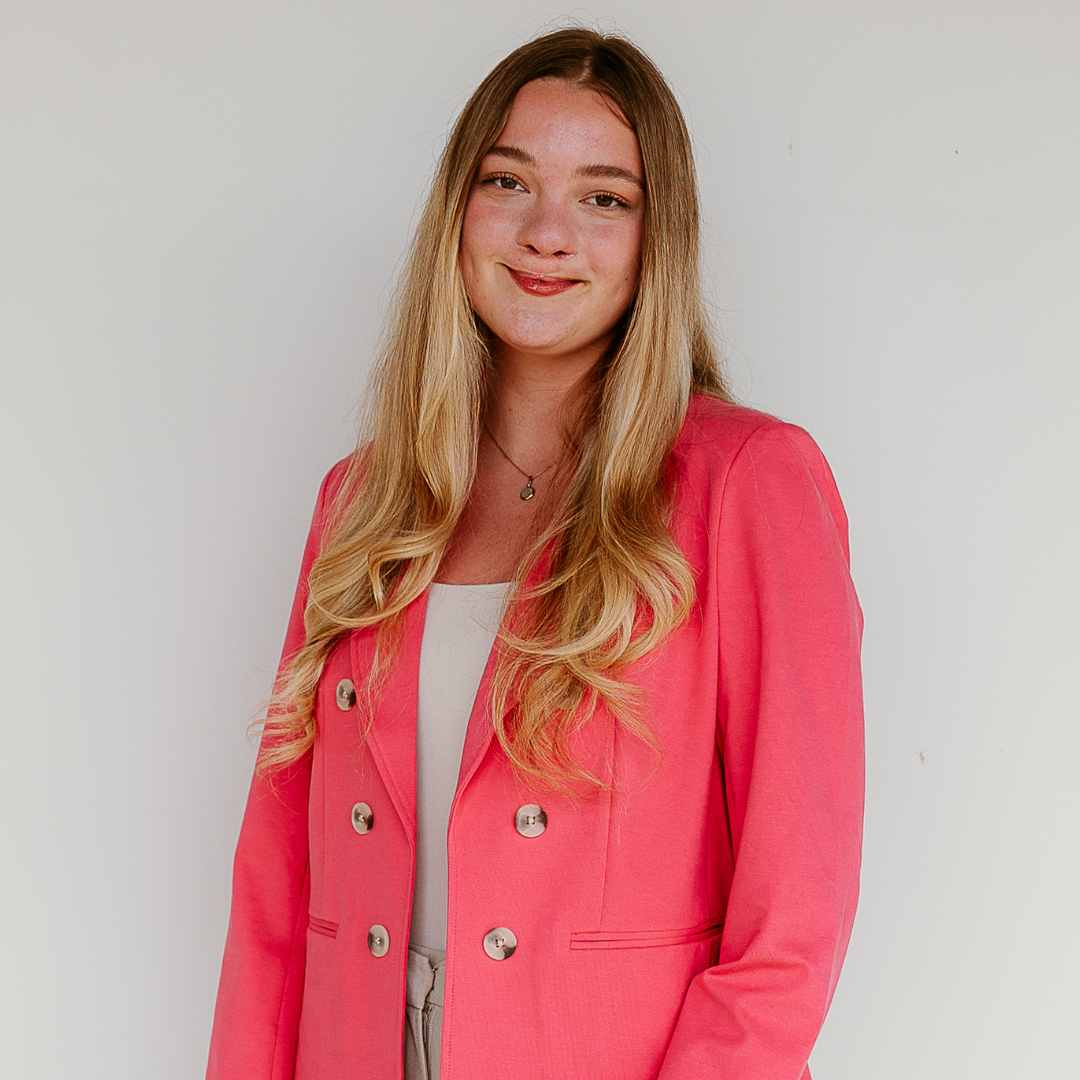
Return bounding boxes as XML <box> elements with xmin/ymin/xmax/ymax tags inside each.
<box><xmin>505</xmin><ymin>267</ymin><xmax>581</xmax><ymax>296</ymax></box>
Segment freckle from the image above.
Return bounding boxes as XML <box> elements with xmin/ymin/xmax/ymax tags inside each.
<box><xmin>918</xmin><ymin>750</ymin><xmax>926</xmax><ymax>764</ymax></box>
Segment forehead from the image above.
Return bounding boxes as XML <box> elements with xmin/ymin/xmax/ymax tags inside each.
<box><xmin>492</xmin><ymin>78</ymin><xmax>642</xmax><ymax>174</ymax></box>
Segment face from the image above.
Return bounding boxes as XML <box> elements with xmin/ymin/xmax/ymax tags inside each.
<box><xmin>460</xmin><ymin>78</ymin><xmax>645</xmax><ymax>372</ymax></box>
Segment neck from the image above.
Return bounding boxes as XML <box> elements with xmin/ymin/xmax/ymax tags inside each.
<box><xmin>438</xmin><ymin>344</ymin><xmax>592</xmax><ymax>583</ymax></box>
<box><xmin>483</xmin><ymin>345</ymin><xmax>596</xmax><ymax>465</ymax></box>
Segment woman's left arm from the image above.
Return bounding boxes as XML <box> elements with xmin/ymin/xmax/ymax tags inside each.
<box><xmin>659</xmin><ymin>423</ymin><xmax>865</xmax><ymax>1079</ymax></box>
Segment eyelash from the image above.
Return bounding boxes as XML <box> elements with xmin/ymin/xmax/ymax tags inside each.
<box><xmin>485</xmin><ymin>172</ymin><xmax>526</xmax><ymax>192</ymax></box>
<box><xmin>482</xmin><ymin>172</ymin><xmax>631</xmax><ymax>209</ymax></box>
<box><xmin>586</xmin><ymin>190</ymin><xmax>630</xmax><ymax>209</ymax></box>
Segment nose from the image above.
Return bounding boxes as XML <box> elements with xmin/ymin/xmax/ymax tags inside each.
<box><xmin>515</xmin><ymin>192</ymin><xmax>576</xmax><ymax>258</ymax></box>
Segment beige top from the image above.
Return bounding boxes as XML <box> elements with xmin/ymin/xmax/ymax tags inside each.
<box><xmin>410</xmin><ymin>580</ymin><xmax>511</xmax><ymax>951</ymax></box>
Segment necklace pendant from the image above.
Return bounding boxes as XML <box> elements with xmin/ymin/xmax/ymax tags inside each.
<box><xmin>520</xmin><ymin>481</ymin><xmax>535</xmax><ymax>501</ymax></box>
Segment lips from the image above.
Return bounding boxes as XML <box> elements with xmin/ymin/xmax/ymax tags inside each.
<box><xmin>506</xmin><ymin>267</ymin><xmax>581</xmax><ymax>296</ymax></box>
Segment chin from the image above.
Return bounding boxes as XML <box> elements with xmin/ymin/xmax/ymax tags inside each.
<box><xmin>489</xmin><ymin>318</ymin><xmax>582</xmax><ymax>357</ymax></box>
<box><xmin>497</xmin><ymin>338</ymin><xmax>572</xmax><ymax>360</ymax></box>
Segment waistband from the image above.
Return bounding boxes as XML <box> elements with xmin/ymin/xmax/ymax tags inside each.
<box><xmin>406</xmin><ymin>943</ymin><xmax>446</xmax><ymax>1010</ymax></box>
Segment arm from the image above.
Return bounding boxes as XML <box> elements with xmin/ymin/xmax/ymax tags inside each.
<box><xmin>206</xmin><ymin>464</ymin><xmax>342</xmax><ymax>1080</ymax></box>
<box><xmin>659</xmin><ymin>424</ymin><xmax>864</xmax><ymax>1078</ymax></box>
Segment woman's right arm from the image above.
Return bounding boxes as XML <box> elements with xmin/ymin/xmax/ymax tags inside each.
<box><xmin>206</xmin><ymin>463</ymin><xmax>344</xmax><ymax>1080</ymax></box>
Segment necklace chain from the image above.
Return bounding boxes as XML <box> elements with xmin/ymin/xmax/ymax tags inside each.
<box><xmin>482</xmin><ymin>420</ymin><xmax>557</xmax><ymax>501</ymax></box>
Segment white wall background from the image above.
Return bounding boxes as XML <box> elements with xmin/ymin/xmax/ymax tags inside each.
<box><xmin>2</xmin><ymin>2</ymin><xmax>1077</xmax><ymax>1077</ymax></box>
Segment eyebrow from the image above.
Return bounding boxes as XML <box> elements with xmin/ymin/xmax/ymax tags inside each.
<box><xmin>485</xmin><ymin>145</ymin><xmax>645</xmax><ymax>190</ymax></box>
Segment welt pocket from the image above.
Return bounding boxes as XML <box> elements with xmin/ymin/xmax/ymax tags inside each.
<box><xmin>308</xmin><ymin>915</ymin><xmax>339</xmax><ymax>939</ymax></box>
<box><xmin>570</xmin><ymin>916</ymin><xmax>724</xmax><ymax>951</ymax></box>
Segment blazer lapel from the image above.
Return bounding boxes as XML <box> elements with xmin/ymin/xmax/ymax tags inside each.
<box><xmin>352</xmin><ymin>572</ymin><xmax>529</xmax><ymax>838</ymax></box>
<box><xmin>454</xmin><ymin>639</ymin><xmax>500</xmax><ymax>793</ymax></box>
<box><xmin>456</xmin><ymin>560</ymin><xmax>547</xmax><ymax>793</ymax></box>
<box><xmin>351</xmin><ymin>589</ymin><xmax>428</xmax><ymax>848</ymax></box>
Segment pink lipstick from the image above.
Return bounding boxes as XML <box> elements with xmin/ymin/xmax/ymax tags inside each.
<box><xmin>506</xmin><ymin>267</ymin><xmax>580</xmax><ymax>296</ymax></box>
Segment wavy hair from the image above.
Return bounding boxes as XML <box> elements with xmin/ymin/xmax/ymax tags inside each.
<box><xmin>259</xmin><ymin>27</ymin><xmax>730</xmax><ymax>788</ymax></box>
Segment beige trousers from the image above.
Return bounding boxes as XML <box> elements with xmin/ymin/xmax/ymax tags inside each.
<box><xmin>404</xmin><ymin>944</ymin><xmax>445</xmax><ymax>1080</ymax></box>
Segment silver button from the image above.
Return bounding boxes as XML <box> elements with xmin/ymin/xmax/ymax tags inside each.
<box><xmin>351</xmin><ymin>801</ymin><xmax>374</xmax><ymax>834</ymax></box>
<box><xmin>483</xmin><ymin>926</ymin><xmax>517</xmax><ymax>960</ymax></box>
<box><xmin>367</xmin><ymin>924</ymin><xmax>390</xmax><ymax>957</ymax></box>
<box><xmin>336</xmin><ymin>678</ymin><xmax>357</xmax><ymax>711</ymax></box>
<box><xmin>514</xmin><ymin>804</ymin><xmax>547</xmax><ymax>837</ymax></box>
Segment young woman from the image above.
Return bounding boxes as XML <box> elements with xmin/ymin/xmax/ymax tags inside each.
<box><xmin>207</xmin><ymin>28</ymin><xmax>864</xmax><ymax>1080</ymax></box>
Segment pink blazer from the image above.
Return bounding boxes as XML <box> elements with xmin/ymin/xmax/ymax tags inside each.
<box><xmin>207</xmin><ymin>399</ymin><xmax>864</xmax><ymax>1080</ymax></box>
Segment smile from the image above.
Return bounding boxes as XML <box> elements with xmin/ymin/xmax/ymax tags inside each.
<box><xmin>505</xmin><ymin>267</ymin><xmax>581</xmax><ymax>296</ymax></box>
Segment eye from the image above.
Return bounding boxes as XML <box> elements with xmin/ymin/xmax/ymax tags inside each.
<box><xmin>483</xmin><ymin>171</ymin><xmax>527</xmax><ymax>192</ymax></box>
<box><xmin>585</xmin><ymin>190</ymin><xmax>631</xmax><ymax>210</ymax></box>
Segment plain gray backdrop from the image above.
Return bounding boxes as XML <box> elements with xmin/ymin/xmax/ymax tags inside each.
<box><xmin>2</xmin><ymin>2</ymin><xmax>1077</xmax><ymax>1077</ymax></box>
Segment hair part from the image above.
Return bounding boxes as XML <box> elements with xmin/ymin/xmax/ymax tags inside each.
<box><xmin>258</xmin><ymin>27</ymin><xmax>731</xmax><ymax>789</ymax></box>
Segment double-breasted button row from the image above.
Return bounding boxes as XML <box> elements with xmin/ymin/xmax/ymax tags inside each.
<box><xmin>340</xmin><ymin>674</ymin><xmax>368</xmax><ymax>834</ymax></box>
<box><xmin>346</xmin><ymin>736</ymin><xmax>543</xmax><ymax>960</ymax></box>
<box><xmin>366</xmin><ymin>922</ymin><xmax>516</xmax><ymax>961</ymax></box>
<box><xmin>348</xmin><ymin>800</ymin><xmax>544</xmax><ymax>843</ymax></box>
<box><xmin>475</xmin><ymin>808</ymin><xmax>545</xmax><ymax>961</ymax></box>
<box><xmin>486</xmin><ymin>805</ymin><xmax>544</xmax><ymax>957</ymax></box>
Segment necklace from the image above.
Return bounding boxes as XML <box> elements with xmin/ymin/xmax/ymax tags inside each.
<box><xmin>482</xmin><ymin>420</ymin><xmax>557</xmax><ymax>501</ymax></box>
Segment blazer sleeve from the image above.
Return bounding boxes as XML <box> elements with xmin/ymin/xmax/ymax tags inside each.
<box><xmin>206</xmin><ymin>464</ymin><xmax>342</xmax><ymax>1080</ymax></box>
<box><xmin>658</xmin><ymin>424</ymin><xmax>865</xmax><ymax>1079</ymax></box>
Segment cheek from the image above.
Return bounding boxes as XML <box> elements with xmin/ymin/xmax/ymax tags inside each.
<box><xmin>461</xmin><ymin>202</ymin><xmax>513</xmax><ymax>311</ymax></box>
<box><xmin>459</xmin><ymin>202</ymin><xmax>490</xmax><ymax>307</ymax></box>
<box><xmin>590</xmin><ymin>222</ymin><xmax>643</xmax><ymax>290</ymax></box>
<box><xmin>460</xmin><ymin>195</ymin><xmax>507</xmax><ymax>263</ymax></box>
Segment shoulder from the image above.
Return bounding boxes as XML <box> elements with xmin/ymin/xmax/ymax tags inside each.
<box><xmin>311</xmin><ymin>454</ymin><xmax>354</xmax><ymax>521</ymax></box>
<box><xmin>671</xmin><ymin>397</ymin><xmax>849</xmax><ymax>553</ymax></box>
<box><xmin>320</xmin><ymin>454</ymin><xmax>357</xmax><ymax>504</ymax></box>
<box><xmin>674</xmin><ymin>396</ymin><xmax>826</xmax><ymax>480</ymax></box>
<box><xmin>307</xmin><ymin>448</ymin><xmax>368</xmax><ymax>548</ymax></box>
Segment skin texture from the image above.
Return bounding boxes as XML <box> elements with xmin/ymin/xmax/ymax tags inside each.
<box><xmin>444</xmin><ymin>78</ymin><xmax>646</xmax><ymax>583</ymax></box>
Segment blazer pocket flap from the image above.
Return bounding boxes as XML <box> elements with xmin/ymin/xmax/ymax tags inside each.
<box><xmin>570</xmin><ymin>916</ymin><xmax>724</xmax><ymax>951</ymax></box>
<box><xmin>308</xmin><ymin>915</ymin><xmax>339</xmax><ymax>938</ymax></box>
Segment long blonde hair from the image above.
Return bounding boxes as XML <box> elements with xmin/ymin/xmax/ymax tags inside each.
<box><xmin>260</xmin><ymin>27</ymin><xmax>731</xmax><ymax>788</ymax></box>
